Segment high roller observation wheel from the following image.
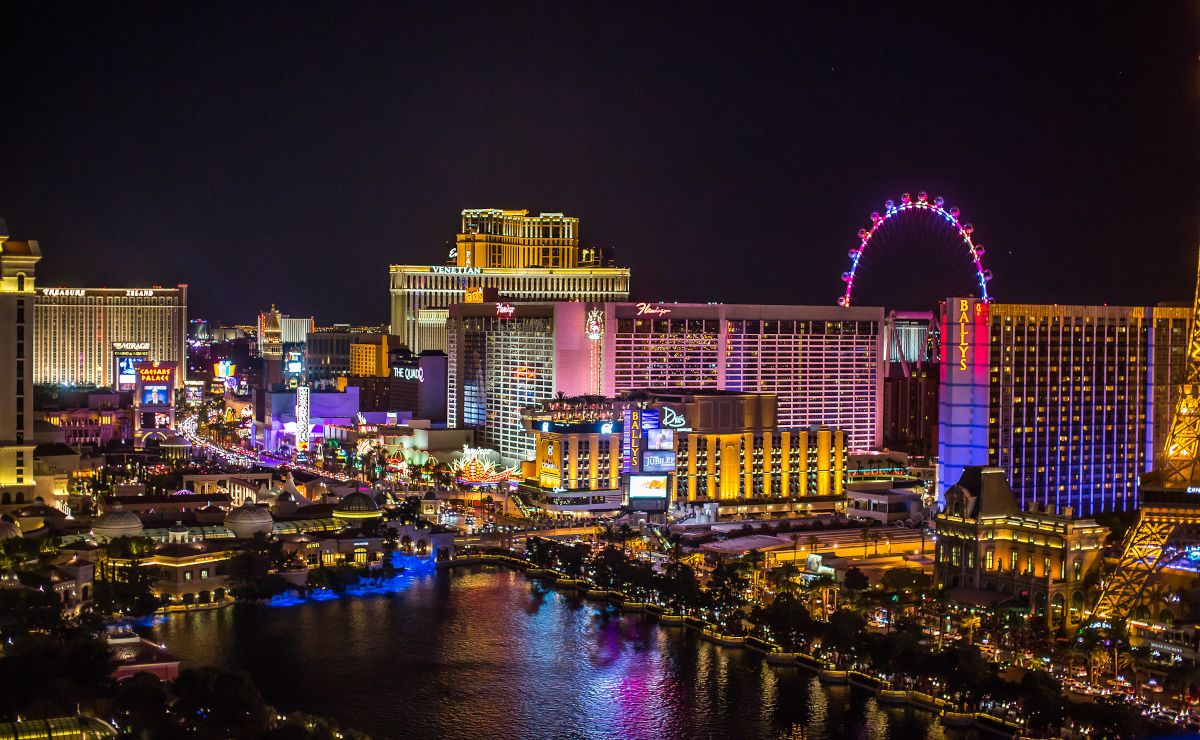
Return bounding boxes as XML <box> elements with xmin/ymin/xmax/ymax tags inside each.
<box><xmin>837</xmin><ymin>192</ymin><xmax>993</xmax><ymax>307</ymax></box>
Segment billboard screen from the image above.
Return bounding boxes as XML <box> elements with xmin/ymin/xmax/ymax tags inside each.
<box><xmin>141</xmin><ymin>385</ymin><xmax>170</xmax><ymax>406</ymax></box>
<box><xmin>641</xmin><ymin>450</ymin><xmax>676</xmax><ymax>473</ymax></box>
<box><xmin>629</xmin><ymin>474</ymin><xmax>668</xmax><ymax>512</ymax></box>
<box><xmin>112</xmin><ymin>342</ymin><xmax>151</xmax><ymax>391</ymax></box>
<box><xmin>646</xmin><ymin>428</ymin><xmax>674</xmax><ymax>451</ymax></box>
<box><xmin>140</xmin><ymin>411</ymin><xmax>171</xmax><ymax>429</ymax></box>
<box><xmin>629</xmin><ymin>475</ymin><xmax>667</xmax><ymax>498</ymax></box>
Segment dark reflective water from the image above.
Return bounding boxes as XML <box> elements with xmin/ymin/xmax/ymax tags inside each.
<box><xmin>145</xmin><ymin>561</ymin><xmax>976</xmax><ymax>740</ymax></box>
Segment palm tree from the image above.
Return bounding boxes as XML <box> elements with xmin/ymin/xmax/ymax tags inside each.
<box><xmin>961</xmin><ymin>614</ymin><xmax>981</xmax><ymax>645</ymax></box>
<box><xmin>618</xmin><ymin>523</ymin><xmax>633</xmax><ymax>555</ymax></box>
<box><xmin>859</xmin><ymin>528</ymin><xmax>871</xmax><ymax>558</ymax></box>
<box><xmin>1058</xmin><ymin>642</ymin><xmax>1085</xmax><ymax>680</ymax></box>
<box><xmin>771</xmin><ymin>562</ymin><xmax>801</xmax><ymax>595</ymax></box>
<box><xmin>745</xmin><ymin>549</ymin><xmax>766</xmax><ymax>596</ymax></box>
<box><xmin>1120</xmin><ymin>645</ymin><xmax>1154</xmax><ymax>698</ymax></box>
<box><xmin>806</xmin><ymin>535</ymin><xmax>820</xmax><ymax>556</ymax></box>
<box><xmin>1143</xmin><ymin>580</ymin><xmax>1171</xmax><ymax>623</ymax></box>
<box><xmin>668</xmin><ymin>532</ymin><xmax>685</xmax><ymax>566</ymax></box>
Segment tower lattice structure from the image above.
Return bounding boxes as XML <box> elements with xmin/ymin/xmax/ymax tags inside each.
<box><xmin>1093</xmin><ymin>245</ymin><xmax>1200</xmax><ymax>621</ymax></box>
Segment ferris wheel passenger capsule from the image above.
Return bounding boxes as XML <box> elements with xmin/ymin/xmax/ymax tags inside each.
<box><xmin>841</xmin><ymin>272</ymin><xmax>852</xmax><ymax>282</ymax></box>
<box><xmin>858</xmin><ymin>228</ymin><xmax>868</xmax><ymax>239</ymax></box>
<box><xmin>949</xmin><ymin>207</ymin><xmax>960</xmax><ymax>218</ymax></box>
<box><xmin>981</xmin><ymin>269</ymin><xmax>993</xmax><ymax>282</ymax></box>
<box><xmin>917</xmin><ymin>192</ymin><xmax>928</xmax><ymax>203</ymax></box>
<box><xmin>837</xmin><ymin>296</ymin><xmax>847</xmax><ymax>307</ymax></box>
<box><xmin>963</xmin><ymin>223</ymin><xmax>974</xmax><ymax>235</ymax></box>
<box><xmin>934</xmin><ymin>196</ymin><xmax>945</xmax><ymax>207</ymax></box>
<box><xmin>849</xmin><ymin>248</ymin><xmax>860</xmax><ymax>259</ymax></box>
<box><xmin>901</xmin><ymin>193</ymin><xmax>911</xmax><ymax>203</ymax></box>
<box><xmin>975</xmin><ymin>245</ymin><xmax>985</xmax><ymax>255</ymax></box>
<box><xmin>871</xmin><ymin>212</ymin><xmax>880</xmax><ymax>222</ymax></box>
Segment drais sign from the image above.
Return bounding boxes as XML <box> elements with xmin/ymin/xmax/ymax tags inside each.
<box><xmin>661</xmin><ymin>406</ymin><xmax>687</xmax><ymax>429</ymax></box>
<box><xmin>636</xmin><ymin>302</ymin><xmax>670</xmax><ymax>317</ymax></box>
<box><xmin>496</xmin><ymin>303</ymin><xmax>516</xmax><ymax>317</ymax></box>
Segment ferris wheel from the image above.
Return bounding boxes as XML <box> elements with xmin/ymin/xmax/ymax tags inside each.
<box><xmin>838</xmin><ymin>192</ymin><xmax>993</xmax><ymax>308</ymax></box>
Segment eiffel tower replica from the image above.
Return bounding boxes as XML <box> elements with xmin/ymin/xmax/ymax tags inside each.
<box><xmin>1093</xmin><ymin>245</ymin><xmax>1200</xmax><ymax>620</ymax></box>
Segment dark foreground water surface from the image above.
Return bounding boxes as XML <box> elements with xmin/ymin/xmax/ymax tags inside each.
<box><xmin>144</xmin><ymin>559</ymin><xmax>975</xmax><ymax>740</ymax></box>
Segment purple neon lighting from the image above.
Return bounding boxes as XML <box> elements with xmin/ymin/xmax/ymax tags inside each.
<box><xmin>838</xmin><ymin>191</ymin><xmax>993</xmax><ymax>307</ymax></box>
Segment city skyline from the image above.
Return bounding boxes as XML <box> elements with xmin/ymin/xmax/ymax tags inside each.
<box><xmin>2</xmin><ymin>4</ymin><xmax>1199</xmax><ymax>326</ymax></box>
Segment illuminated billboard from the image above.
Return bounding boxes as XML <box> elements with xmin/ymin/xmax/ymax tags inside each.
<box><xmin>112</xmin><ymin>342</ymin><xmax>150</xmax><ymax>391</ymax></box>
<box><xmin>136</xmin><ymin>363</ymin><xmax>175</xmax><ymax>407</ymax></box>
<box><xmin>295</xmin><ymin>386</ymin><xmax>311</xmax><ymax>453</ymax></box>
<box><xmin>646</xmin><ymin>428</ymin><xmax>674</xmax><ymax>451</ymax></box>
<box><xmin>214</xmin><ymin>360</ymin><xmax>235</xmax><ymax>378</ymax></box>
<box><xmin>629</xmin><ymin>474</ymin><xmax>668</xmax><ymax>512</ymax></box>
<box><xmin>641</xmin><ymin>450</ymin><xmax>676</xmax><ymax>473</ymax></box>
<box><xmin>141</xmin><ymin>385</ymin><xmax>170</xmax><ymax>406</ymax></box>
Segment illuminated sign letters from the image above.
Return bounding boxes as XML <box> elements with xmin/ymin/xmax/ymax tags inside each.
<box><xmin>431</xmin><ymin>266</ymin><xmax>481</xmax><ymax>274</ymax></box>
<box><xmin>661</xmin><ymin>406</ymin><xmax>687</xmax><ymax>429</ymax></box>
<box><xmin>496</xmin><ymin>303</ymin><xmax>516</xmax><ymax>317</ymax></box>
<box><xmin>126</xmin><ymin>289</ymin><xmax>154</xmax><ymax>297</ymax></box>
<box><xmin>636</xmin><ymin>302</ymin><xmax>670</xmax><ymax>317</ymax></box>
<box><xmin>138</xmin><ymin>367</ymin><xmax>173</xmax><ymax>382</ymax></box>
<box><xmin>958</xmin><ymin>298</ymin><xmax>970</xmax><ymax>371</ymax></box>
<box><xmin>393</xmin><ymin>367</ymin><xmax>425</xmax><ymax>382</ymax></box>
<box><xmin>464</xmin><ymin>287</ymin><xmax>484</xmax><ymax>303</ymax></box>
<box><xmin>41</xmin><ymin>288</ymin><xmax>86</xmax><ymax>296</ymax></box>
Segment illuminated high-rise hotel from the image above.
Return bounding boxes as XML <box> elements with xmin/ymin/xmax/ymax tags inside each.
<box><xmin>0</xmin><ymin>221</ymin><xmax>39</xmax><ymax>500</ymax></box>
<box><xmin>33</xmin><ymin>285</ymin><xmax>188</xmax><ymax>389</ymax></box>
<box><xmin>390</xmin><ymin>209</ymin><xmax>630</xmax><ymax>353</ymax></box>
<box><xmin>447</xmin><ymin>301</ymin><xmax>884</xmax><ymax>459</ymax></box>
<box><xmin>938</xmin><ymin>297</ymin><xmax>1192</xmax><ymax>514</ymax></box>
<box><xmin>609</xmin><ymin>303</ymin><xmax>884</xmax><ymax>452</ymax></box>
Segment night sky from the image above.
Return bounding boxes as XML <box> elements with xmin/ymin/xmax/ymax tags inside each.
<box><xmin>2</xmin><ymin>3</ymin><xmax>1199</xmax><ymax>326</ymax></box>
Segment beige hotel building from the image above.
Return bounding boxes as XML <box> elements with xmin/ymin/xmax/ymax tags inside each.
<box><xmin>33</xmin><ymin>285</ymin><xmax>188</xmax><ymax>389</ymax></box>
<box><xmin>390</xmin><ymin>208</ymin><xmax>630</xmax><ymax>353</ymax></box>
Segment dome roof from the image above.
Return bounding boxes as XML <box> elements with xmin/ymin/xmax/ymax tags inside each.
<box><xmin>226</xmin><ymin>504</ymin><xmax>273</xmax><ymax>524</ymax></box>
<box><xmin>224</xmin><ymin>503</ymin><xmax>273</xmax><ymax>538</ymax></box>
<box><xmin>336</xmin><ymin>492</ymin><xmax>380</xmax><ymax>513</ymax></box>
<box><xmin>168</xmin><ymin>521</ymin><xmax>190</xmax><ymax>534</ymax></box>
<box><xmin>92</xmin><ymin>503</ymin><xmax>144</xmax><ymax>539</ymax></box>
<box><xmin>0</xmin><ymin>520</ymin><xmax>21</xmax><ymax>540</ymax></box>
